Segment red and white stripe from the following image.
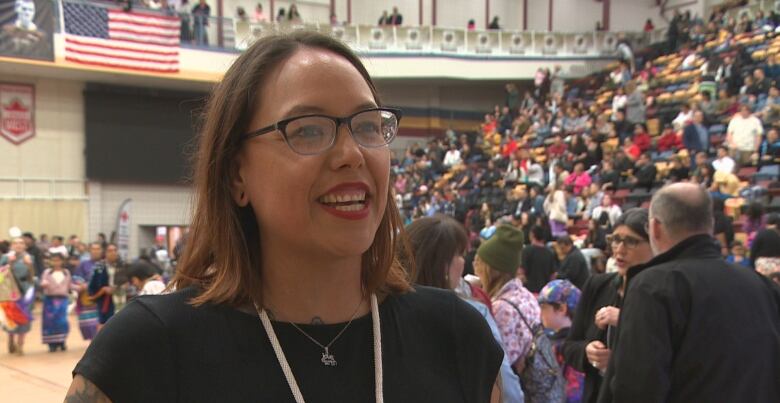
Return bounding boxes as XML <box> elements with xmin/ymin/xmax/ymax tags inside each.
<box><xmin>65</xmin><ymin>35</ymin><xmax>179</xmax><ymax>73</ymax></box>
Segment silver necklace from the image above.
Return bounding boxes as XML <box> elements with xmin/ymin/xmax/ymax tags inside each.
<box><xmin>254</xmin><ymin>294</ymin><xmax>384</xmax><ymax>403</ymax></box>
<box><xmin>286</xmin><ymin>299</ymin><xmax>363</xmax><ymax>366</ymax></box>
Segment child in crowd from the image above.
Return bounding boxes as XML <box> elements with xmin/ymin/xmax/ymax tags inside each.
<box><xmin>128</xmin><ymin>261</ymin><xmax>166</xmax><ymax>296</ymax></box>
<box><xmin>538</xmin><ymin>279</ymin><xmax>584</xmax><ymax>403</ymax></box>
<box><xmin>40</xmin><ymin>253</ymin><xmax>74</xmax><ymax>352</ymax></box>
<box><xmin>726</xmin><ymin>240</ymin><xmax>751</xmax><ymax>268</ymax></box>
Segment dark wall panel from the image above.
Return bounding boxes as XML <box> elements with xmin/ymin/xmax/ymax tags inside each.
<box><xmin>84</xmin><ymin>84</ymin><xmax>207</xmax><ymax>184</ymax></box>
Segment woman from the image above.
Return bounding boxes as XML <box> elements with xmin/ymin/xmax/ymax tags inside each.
<box><xmin>406</xmin><ymin>215</ymin><xmax>523</xmax><ymax>403</ymax></box>
<box><xmin>287</xmin><ymin>4</ymin><xmax>301</xmax><ymax>23</ymax></box>
<box><xmin>475</xmin><ymin>225</ymin><xmax>560</xmax><ymax>402</ymax></box>
<box><xmin>40</xmin><ymin>253</ymin><xmax>73</xmax><ymax>352</ymax></box>
<box><xmin>67</xmin><ymin>32</ymin><xmax>502</xmax><ymax>402</ymax></box>
<box><xmin>545</xmin><ymin>182</ymin><xmax>569</xmax><ymax>238</ymax></box>
<box><xmin>1</xmin><ymin>237</ymin><xmax>35</xmax><ymax>355</ymax></box>
<box><xmin>561</xmin><ymin>208</ymin><xmax>653</xmax><ymax>403</ymax></box>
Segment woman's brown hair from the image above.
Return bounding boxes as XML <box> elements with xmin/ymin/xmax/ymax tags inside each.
<box><xmin>172</xmin><ymin>31</ymin><xmax>412</xmax><ymax>307</ymax></box>
<box><xmin>403</xmin><ymin>214</ymin><xmax>468</xmax><ymax>290</ymax></box>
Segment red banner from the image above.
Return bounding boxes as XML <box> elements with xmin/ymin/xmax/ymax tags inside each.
<box><xmin>0</xmin><ymin>83</ymin><xmax>35</xmax><ymax>145</ymax></box>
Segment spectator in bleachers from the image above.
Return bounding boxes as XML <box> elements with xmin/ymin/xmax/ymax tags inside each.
<box><xmin>630</xmin><ymin>152</ymin><xmax>657</xmax><ymax>192</ymax></box>
<box><xmin>759</xmin><ymin>127</ymin><xmax>780</xmax><ymax>166</ymax></box>
<box><xmin>554</xmin><ymin>235</ymin><xmax>590</xmax><ymax>290</ymax></box>
<box><xmin>253</xmin><ymin>3</ymin><xmax>267</xmax><ymax>23</ymax></box>
<box><xmin>683</xmin><ymin>110</ymin><xmax>709</xmax><ymax>167</ymax></box>
<box><xmin>177</xmin><ymin>0</ymin><xmax>192</xmax><ymax>43</ymax></box>
<box><xmin>710</xmin><ymin>169</ymin><xmax>740</xmax><ymax>200</ymax></box>
<box><xmin>717</xmin><ymin>55</ymin><xmax>741</xmax><ymax>96</ymax></box>
<box><xmin>388</xmin><ymin>7</ymin><xmax>403</xmax><ymax>25</ymax></box>
<box><xmin>756</xmin><ymin>86</ymin><xmax>780</xmax><ymax>124</ymax></box>
<box><xmin>565</xmin><ymin>162</ymin><xmax>592</xmax><ymax>196</ymax></box>
<box><xmin>592</xmin><ymin>194</ymin><xmax>622</xmax><ymax>228</ymax></box>
<box><xmin>625</xmin><ymin>82</ymin><xmax>646</xmax><ymax>125</ymax></box>
<box><xmin>377</xmin><ymin>10</ymin><xmax>388</xmax><ymax>25</ymax></box>
<box><xmin>614</xmin><ymin>149</ymin><xmax>634</xmax><ymax>177</ymax></box>
<box><xmin>727</xmin><ymin>104</ymin><xmax>763</xmax><ymax>166</ymax></box>
<box><xmin>622</xmin><ymin>137</ymin><xmax>641</xmax><ymax>160</ymax></box>
<box><xmin>657</xmin><ymin>124</ymin><xmax>683</xmax><ymax>153</ymax></box>
<box><xmin>48</xmin><ymin>235</ymin><xmax>69</xmax><ymax>258</ymax></box>
<box><xmin>599</xmin><ymin>159</ymin><xmax>620</xmax><ymax>190</ymax></box>
<box><xmin>644</xmin><ymin>18</ymin><xmax>654</xmax><ymax>33</ymax></box>
<box><xmin>744</xmin><ymin>201</ymin><xmax>767</xmax><ymax>236</ymax></box>
<box><xmin>191</xmin><ymin>0</ymin><xmax>210</xmax><ymax>45</ymax></box>
<box><xmin>666</xmin><ymin>155</ymin><xmax>690</xmax><ymax>183</ymax></box>
<box><xmin>632</xmin><ymin>123</ymin><xmax>651</xmax><ymax>152</ymax></box>
<box><xmin>546</xmin><ymin>182</ymin><xmax>569</xmax><ymax>238</ymax></box>
<box><xmin>443</xmin><ymin>143</ymin><xmax>462</xmax><ymax>168</ymax></box>
<box><xmin>751</xmin><ymin>213</ymin><xmax>780</xmax><ymax>275</ymax></box>
<box><xmin>712</xmin><ymin>146</ymin><xmax>736</xmax><ymax>174</ymax></box>
<box><xmin>726</xmin><ymin>240</ymin><xmax>751</xmax><ymax>267</ymax></box>
<box><xmin>750</xmin><ymin>69</ymin><xmax>771</xmax><ymax>95</ymax></box>
<box><xmin>672</xmin><ymin>103</ymin><xmax>693</xmax><ymax>129</ymax></box>
<box><xmin>529</xmin><ymin>185</ymin><xmax>546</xmax><ymax>216</ymax></box>
<box><xmin>287</xmin><ymin>4</ymin><xmax>301</xmax><ymax>23</ymax></box>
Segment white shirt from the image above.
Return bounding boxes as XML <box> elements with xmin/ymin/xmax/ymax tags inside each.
<box><xmin>728</xmin><ymin>114</ymin><xmax>764</xmax><ymax>152</ymax></box>
<box><xmin>443</xmin><ymin>149</ymin><xmax>462</xmax><ymax>167</ymax></box>
<box><xmin>713</xmin><ymin>156</ymin><xmax>736</xmax><ymax>174</ymax></box>
<box><xmin>48</xmin><ymin>245</ymin><xmax>69</xmax><ymax>258</ymax></box>
<box><xmin>591</xmin><ymin>205</ymin><xmax>623</xmax><ymax>227</ymax></box>
<box><xmin>140</xmin><ymin>279</ymin><xmax>166</xmax><ymax>296</ymax></box>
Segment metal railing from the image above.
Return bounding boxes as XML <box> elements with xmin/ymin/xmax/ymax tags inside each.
<box><xmin>0</xmin><ymin>178</ymin><xmax>87</xmax><ymax>200</ymax></box>
<box><xmin>236</xmin><ymin>22</ymin><xmax>656</xmax><ymax>58</ymax></box>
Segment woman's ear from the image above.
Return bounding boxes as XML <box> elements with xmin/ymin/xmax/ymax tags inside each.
<box><xmin>232</xmin><ymin>160</ymin><xmax>250</xmax><ymax>207</ymax></box>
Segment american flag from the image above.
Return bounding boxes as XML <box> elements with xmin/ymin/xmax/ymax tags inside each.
<box><xmin>63</xmin><ymin>2</ymin><xmax>180</xmax><ymax>73</ymax></box>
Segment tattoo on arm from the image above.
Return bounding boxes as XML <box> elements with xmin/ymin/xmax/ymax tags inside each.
<box><xmin>310</xmin><ymin>316</ymin><xmax>324</xmax><ymax>325</ymax></box>
<box><xmin>64</xmin><ymin>375</ymin><xmax>112</xmax><ymax>403</ymax></box>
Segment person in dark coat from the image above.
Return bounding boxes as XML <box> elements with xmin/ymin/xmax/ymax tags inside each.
<box><xmin>750</xmin><ymin>213</ymin><xmax>780</xmax><ymax>273</ymax></box>
<box><xmin>682</xmin><ymin>111</ymin><xmax>709</xmax><ymax>167</ymax></box>
<box><xmin>600</xmin><ymin>183</ymin><xmax>780</xmax><ymax>403</ymax></box>
<box><xmin>555</xmin><ymin>235</ymin><xmax>590</xmax><ymax>289</ymax></box>
<box><xmin>562</xmin><ymin>209</ymin><xmax>653</xmax><ymax>403</ymax></box>
<box><xmin>521</xmin><ymin>225</ymin><xmax>557</xmax><ymax>293</ymax></box>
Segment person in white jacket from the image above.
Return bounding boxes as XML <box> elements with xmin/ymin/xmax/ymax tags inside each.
<box><xmin>545</xmin><ymin>182</ymin><xmax>569</xmax><ymax>237</ymax></box>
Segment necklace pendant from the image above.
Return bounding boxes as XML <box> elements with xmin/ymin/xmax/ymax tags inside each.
<box><xmin>321</xmin><ymin>347</ymin><xmax>337</xmax><ymax>366</ymax></box>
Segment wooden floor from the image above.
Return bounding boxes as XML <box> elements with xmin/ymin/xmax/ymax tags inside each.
<box><xmin>0</xmin><ymin>303</ymin><xmax>91</xmax><ymax>403</ymax></box>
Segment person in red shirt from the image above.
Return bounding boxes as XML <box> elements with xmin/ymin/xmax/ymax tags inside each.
<box><xmin>502</xmin><ymin>136</ymin><xmax>518</xmax><ymax>158</ymax></box>
<box><xmin>548</xmin><ymin>135</ymin><xmax>568</xmax><ymax>159</ymax></box>
<box><xmin>657</xmin><ymin>126</ymin><xmax>682</xmax><ymax>152</ymax></box>
<box><xmin>632</xmin><ymin>123</ymin><xmax>652</xmax><ymax>152</ymax></box>
<box><xmin>623</xmin><ymin>137</ymin><xmax>641</xmax><ymax>160</ymax></box>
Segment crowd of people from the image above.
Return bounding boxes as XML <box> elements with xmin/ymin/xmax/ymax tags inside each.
<box><xmin>383</xmin><ymin>6</ymin><xmax>780</xmax><ymax>400</ymax></box>
<box><xmin>0</xmin><ymin>232</ymin><xmax>168</xmax><ymax>355</ymax></box>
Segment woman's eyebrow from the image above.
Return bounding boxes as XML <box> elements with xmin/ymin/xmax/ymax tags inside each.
<box><xmin>282</xmin><ymin>102</ymin><xmax>379</xmax><ymax>118</ymax></box>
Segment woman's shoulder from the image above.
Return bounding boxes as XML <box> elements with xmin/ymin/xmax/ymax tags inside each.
<box><xmin>391</xmin><ymin>286</ymin><xmax>487</xmax><ymax>328</ymax></box>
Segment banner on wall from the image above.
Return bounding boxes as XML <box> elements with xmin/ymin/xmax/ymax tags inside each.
<box><xmin>0</xmin><ymin>83</ymin><xmax>35</xmax><ymax>145</ymax></box>
<box><xmin>115</xmin><ymin>198</ymin><xmax>132</xmax><ymax>262</ymax></box>
<box><xmin>0</xmin><ymin>0</ymin><xmax>55</xmax><ymax>61</ymax></box>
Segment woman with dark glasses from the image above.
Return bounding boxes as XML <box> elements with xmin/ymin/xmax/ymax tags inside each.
<box><xmin>560</xmin><ymin>208</ymin><xmax>653</xmax><ymax>403</ymax></box>
<box><xmin>67</xmin><ymin>32</ymin><xmax>502</xmax><ymax>402</ymax></box>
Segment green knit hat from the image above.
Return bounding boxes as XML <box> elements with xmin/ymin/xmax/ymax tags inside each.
<box><xmin>477</xmin><ymin>225</ymin><xmax>524</xmax><ymax>274</ymax></box>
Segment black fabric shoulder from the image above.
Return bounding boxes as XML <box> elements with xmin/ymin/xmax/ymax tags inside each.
<box><xmin>403</xmin><ymin>286</ymin><xmax>503</xmax><ymax>403</ymax></box>
<box><xmin>73</xmin><ymin>296</ymin><xmax>177</xmax><ymax>403</ymax></box>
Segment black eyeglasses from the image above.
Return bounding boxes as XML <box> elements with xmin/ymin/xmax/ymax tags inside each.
<box><xmin>243</xmin><ymin>107</ymin><xmax>402</xmax><ymax>156</ymax></box>
<box><xmin>607</xmin><ymin>234</ymin><xmax>646</xmax><ymax>249</ymax></box>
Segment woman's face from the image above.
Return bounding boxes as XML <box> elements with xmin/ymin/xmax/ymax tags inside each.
<box><xmin>447</xmin><ymin>253</ymin><xmax>465</xmax><ymax>290</ymax></box>
<box><xmin>11</xmin><ymin>238</ymin><xmax>25</xmax><ymax>254</ymax></box>
<box><xmin>237</xmin><ymin>48</ymin><xmax>390</xmax><ymax>261</ymax></box>
<box><xmin>611</xmin><ymin>225</ymin><xmax>653</xmax><ymax>275</ymax></box>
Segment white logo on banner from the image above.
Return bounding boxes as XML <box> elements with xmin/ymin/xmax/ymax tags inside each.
<box><xmin>0</xmin><ymin>83</ymin><xmax>35</xmax><ymax>145</ymax></box>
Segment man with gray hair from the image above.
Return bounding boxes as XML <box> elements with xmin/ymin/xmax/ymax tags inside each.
<box><xmin>599</xmin><ymin>182</ymin><xmax>780</xmax><ymax>402</ymax></box>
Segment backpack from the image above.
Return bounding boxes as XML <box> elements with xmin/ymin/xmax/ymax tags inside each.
<box><xmin>499</xmin><ymin>298</ymin><xmax>566</xmax><ymax>403</ymax></box>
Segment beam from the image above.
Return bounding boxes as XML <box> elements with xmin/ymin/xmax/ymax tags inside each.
<box><xmin>548</xmin><ymin>0</ymin><xmax>553</xmax><ymax>31</ymax></box>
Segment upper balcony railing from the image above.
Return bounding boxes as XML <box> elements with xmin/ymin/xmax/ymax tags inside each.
<box><xmin>236</xmin><ymin>22</ymin><xmax>657</xmax><ymax>58</ymax></box>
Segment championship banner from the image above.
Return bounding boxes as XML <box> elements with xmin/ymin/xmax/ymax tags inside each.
<box><xmin>0</xmin><ymin>0</ymin><xmax>55</xmax><ymax>61</ymax></box>
<box><xmin>0</xmin><ymin>83</ymin><xmax>35</xmax><ymax>145</ymax></box>
<box><xmin>115</xmin><ymin>198</ymin><xmax>132</xmax><ymax>262</ymax></box>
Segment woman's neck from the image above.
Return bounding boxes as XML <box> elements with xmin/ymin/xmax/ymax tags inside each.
<box><xmin>259</xmin><ymin>246</ymin><xmax>368</xmax><ymax>325</ymax></box>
